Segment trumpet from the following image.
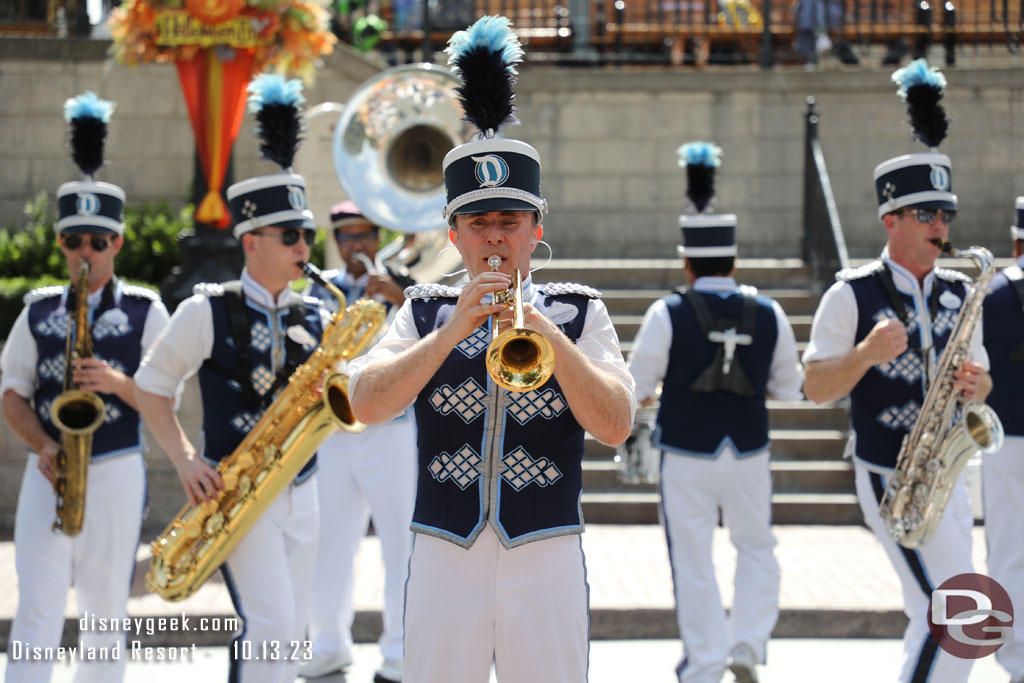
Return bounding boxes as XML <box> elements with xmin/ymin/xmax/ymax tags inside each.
<box><xmin>484</xmin><ymin>255</ymin><xmax>555</xmax><ymax>392</ymax></box>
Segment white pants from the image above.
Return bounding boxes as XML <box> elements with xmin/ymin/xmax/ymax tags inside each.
<box><xmin>308</xmin><ymin>416</ymin><xmax>417</xmax><ymax>664</ymax></box>
<box><xmin>854</xmin><ymin>461</ymin><xmax>976</xmax><ymax>683</ymax></box>
<box><xmin>660</xmin><ymin>448</ymin><xmax>780</xmax><ymax>683</ymax></box>
<box><xmin>222</xmin><ymin>476</ymin><xmax>319</xmax><ymax>683</ymax></box>
<box><xmin>404</xmin><ymin>525</ymin><xmax>589</xmax><ymax>683</ymax></box>
<box><xmin>982</xmin><ymin>434</ymin><xmax>1024</xmax><ymax>681</ymax></box>
<box><xmin>5</xmin><ymin>452</ymin><xmax>145</xmax><ymax>683</ymax></box>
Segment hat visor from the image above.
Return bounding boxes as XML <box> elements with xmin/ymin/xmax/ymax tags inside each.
<box><xmin>59</xmin><ymin>224</ymin><xmax>120</xmax><ymax>236</ymax></box>
<box><xmin>450</xmin><ymin>197</ymin><xmax>539</xmax><ymax>217</ymax></box>
<box><xmin>902</xmin><ymin>198</ymin><xmax>957</xmax><ymax>212</ymax></box>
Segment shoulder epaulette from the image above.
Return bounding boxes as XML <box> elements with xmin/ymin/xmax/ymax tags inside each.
<box><xmin>539</xmin><ymin>282</ymin><xmax>602</xmax><ymax>299</ymax></box>
<box><xmin>836</xmin><ymin>261</ymin><xmax>885</xmax><ymax>282</ymax></box>
<box><xmin>193</xmin><ymin>282</ymin><xmax>225</xmax><ymax>297</ymax></box>
<box><xmin>405</xmin><ymin>283</ymin><xmax>462</xmax><ymax>300</ymax></box>
<box><xmin>934</xmin><ymin>267</ymin><xmax>971</xmax><ymax>284</ymax></box>
<box><xmin>737</xmin><ymin>284</ymin><xmax>760</xmax><ymax>298</ymax></box>
<box><xmin>121</xmin><ymin>283</ymin><xmax>160</xmax><ymax>301</ymax></box>
<box><xmin>23</xmin><ymin>285</ymin><xmax>65</xmax><ymax>305</ymax></box>
<box><xmin>302</xmin><ymin>295</ymin><xmax>325</xmax><ymax>307</ymax></box>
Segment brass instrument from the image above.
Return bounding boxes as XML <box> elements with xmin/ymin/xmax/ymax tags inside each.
<box><xmin>485</xmin><ymin>255</ymin><xmax>555</xmax><ymax>393</ymax></box>
<box><xmin>146</xmin><ymin>264</ymin><xmax>385</xmax><ymax>601</ymax></box>
<box><xmin>50</xmin><ymin>260</ymin><xmax>106</xmax><ymax>536</ymax></box>
<box><xmin>879</xmin><ymin>240</ymin><xmax>1005</xmax><ymax>549</ymax></box>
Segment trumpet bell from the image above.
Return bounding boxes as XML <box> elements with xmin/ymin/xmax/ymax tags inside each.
<box><xmin>486</xmin><ymin>327</ymin><xmax>555</xmax><ymax>393</ymax></box>
<box><xmin>332</xmin><ymin>63</ymin><xmax>473</xmax><ymax>233</ymax></box>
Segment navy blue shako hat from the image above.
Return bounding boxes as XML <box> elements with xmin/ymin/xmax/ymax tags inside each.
<box><xmin>227</xmin><ymin>74</ymin><xmax>314</xmax><ymax>238</ymax></box>
<box><xmin>441</xmin><ymin>16</ymin><xmax>547</xmax><ymax>224</ymax></box>
<box><xmin>873</xmin><ymin>59</ymin><xmax>957</xmax><ymax>220</ymax></box>
<box><xmin>57</xmin><ymin>92</ymin><xmax>125</xmax><ymax>236</ymax></box>
<box><xmin>1013</xmin><ymin>197</ymin><xmax>1024</xmax><ymax>241</ymax></box>
<box><xmin>676</xmin><ymin>142</ymin><xmax>737</xmax><ymax>258</ymax></box>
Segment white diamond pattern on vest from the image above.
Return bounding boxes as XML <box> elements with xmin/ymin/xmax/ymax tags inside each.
<box><xmin>35</xmin><ymin>314</ymin><xmax>69</xmax><ymax>338</ymax></box>
<box><xmin>250</xmin><ymin>365</ymin><xmax>276</xmax><ymax>396</ymax></box>
<box><xmin>429</xmin><ymin>378</ymin><xmax>488</xmax><ymax>424</ymax></box>
<box><xmin>877</xmin><ymin>400</ymin><xmax>921</xmax><ymax>432</ymax></box>
<box><xmin>933</xmin><ymin>308</ymin><xmax>958</xmax><ymax>337</ymax></box>
<box><xmin>456</xmin><ymin>326</ymin><xmax>490</xmax><ymax>358</ymax></box>
<box><xmin>103</xmin><ymin>403</ymin><xmax>122</xmax><ymax>423</ymax></box>
<box><xmin>874</xmin><ymin>307</ymin><xmax>919</xmax><ymax>335</ymax></box>
<box><xmin>428</xmin><ymin>444</ymin><xmax>483</xmax><ymax>490</ymax></box>
<box><xmin>38</xmin><ymin>354</ymin><xmax>65</xmax><ymax>382</ymax></box>
<box><xmin>36</xmin><ymin>399</ymin><xmax>52</xmax><ymax>424</ymax></box>
<box><xmin>501</xmin><ymin>446</ymin><xmax>562</xmax><ymax>491</ymax></box>
<box><xmin>506</xmin><ymin>388</ymin><xmax>568</xmax><ymax>425</ymax></box>
<box><xmin>249</xmin><ymin>321</ymin><xmax>273</xmax><ymax>352</ymax></box>
<box><xmin>92</xmin><ymin>318</ymin><xmax>131</xmax><ymax>340</ymax></box>
<box><xmin>230</xmin><ymin>411</ymin><xmax>261</xmax><ymax>434</ymax></box>
<box><xmin>877</xmin><ymin>351</ymin><xmax>923</xmax><ymax>384</ymax></box>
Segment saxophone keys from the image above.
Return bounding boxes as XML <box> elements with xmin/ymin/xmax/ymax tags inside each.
<box><xmin>204</xmin><ymin>511</ymin><xmax>225</xmax><ymax>535</ymax></box>
<box><xmin>222</xmin><ymin>471</ymin><xmax>238</xmax><ymax>491</ymax></box>
<box><xmin>182</xmin><ymin>520</ymin><xmax>203</xmax><ymax>539</ymax></box>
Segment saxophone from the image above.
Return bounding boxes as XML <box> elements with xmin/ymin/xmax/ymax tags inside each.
<box><xmin>146</xmin><ymin>264</ymin><xmax>385</xmax><ymax>601</ymax></box>
<box><xmin>50</xmin><ymin>260</ymin><xmax>106</xmax><ymax>536</ymax></box>
<box><xmin>879</xmin><ymin>241</ymin><xmax>1005</xmax><ymax>549</ymax></box>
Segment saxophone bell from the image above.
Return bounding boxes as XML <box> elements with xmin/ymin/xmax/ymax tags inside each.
<box><xmin>484</xmin><ymin>255</ymin><xmax>555</xmax><ymax>392</ymax></box>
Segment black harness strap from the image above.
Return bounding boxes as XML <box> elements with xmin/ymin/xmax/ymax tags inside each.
<box><xmin>878</xmin><ymin>264</ymin><xmax>940</xmax><ymax>361</ymax></box>
<box><xmin>681</xmin><ymin>287</ymin><xmax>757</xmax><ymax>397</ymax></box>
<box><xmin>1003</xmin><ymin>266</ymin><xmax>1024</xmax><ymax>364</ymax></box>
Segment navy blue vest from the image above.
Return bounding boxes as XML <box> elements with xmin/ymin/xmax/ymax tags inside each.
<box><xmin>27</xmin><ymin>281</ymin><xmax>157</xmax><ymax>459</ymax></box>
<box><xmin>982</xmin><ymin>266</ymin><xmax>1024</xmax><ymax>436</ymax></box>
<box><xmin>196</xmin><ymin>287</ymin><xmax>325</xmax><ymax>482</ymax></box>
<box><xmin>655</xmin><ymin>288</ymin><xmax>777</xmax><ymax>457</ymax></box>
<box><xmin>409</xmin><ymin>287</ymin><xmax>593</xmax><ymax>548</ymax></box>
<box><xmin>846</xmin><ymin>262</ymin><xmax>969</xmax><ymax>468</ymax></box>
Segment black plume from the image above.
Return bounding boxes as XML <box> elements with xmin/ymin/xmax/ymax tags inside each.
<box><xmin>452</xmin><ymin>45</ymin><xmax>518</xmax><ymax>134</ymax></box>
<box><xmin>69</xmin><ymin>115</ymin><xmax>107</xmax><ymax>178</ymax></box>
<box><xmin>255</xmin><ymin>102</ymin><xmax>303</xmax><ymax>170</ymax></box>
<box><xmin>904</xmin><ymin>83</ymin><xmax>949</xmax><ymax>149</ymax></box>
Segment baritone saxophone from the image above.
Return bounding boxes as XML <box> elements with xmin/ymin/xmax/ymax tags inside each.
<box><xmin>879</xmin><ymin>240</ymin><xmax>1005</xmax><ymax>549</ymax></box>
<box><xmin>50</xmin><ymin>260</ymin><xmax>106</xmax><ymax>535</ymax></box>
<box><xmin>146</xmin><ymin>263</ymin><xmax>385</xmax><ymax>601</ymax></box>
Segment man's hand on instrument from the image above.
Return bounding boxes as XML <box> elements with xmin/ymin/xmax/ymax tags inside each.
<box><xmin>443</xmin><ymin>272</ymin><xmax>510</xmax><ymax>342</ymax></box>
<box><xmin>73</xmin><ymin>357</ymin><xmax>129</xmax><ymax>396</ymax></box>
<box><xmin>172</xmin><ymin>450</ymin><xmax>223</xmax><ymax>506</ymax></box>
<box><xmin>857</xmin><ymin>317</ymin><xmax>908</xmax><ymax>366</ymax></box>
<box><xmin>365</xmin><ymin>273</ymin><xmax>406</xmax><ymax>308</ymax></box>
<box><xmin>954</xmin><ymin>360</ymin><xmax>992</xmax><ymax>402</ymax></box>
<box><xmin>37</xmin><ymin>440</ymin><xmax>61</xmax><ymax>486</ymax></box>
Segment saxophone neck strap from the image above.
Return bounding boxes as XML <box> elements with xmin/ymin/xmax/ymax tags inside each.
<box><xmin>221</xmin><ymin>283</ymin><xmax>307</xmax><ymax>410</ymax></box>
<box><xmin>878</xmin><ymin>264</ymin><xmax>940</xmax><ymax>361</ymax></box>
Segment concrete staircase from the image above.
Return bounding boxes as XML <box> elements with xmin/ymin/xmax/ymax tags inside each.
<box><xmin>533</xmin><ymin>258</ymin><xmax>861</xmax><ymax>526</ymax></box>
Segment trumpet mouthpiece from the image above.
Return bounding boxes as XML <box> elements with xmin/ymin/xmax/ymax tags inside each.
<box><xmin>488</xmin><ymin>255</ymin><xmax>502</xmax><ymax>270</ymax></box>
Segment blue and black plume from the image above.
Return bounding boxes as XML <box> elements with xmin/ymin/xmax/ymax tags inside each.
<box><xmin>64</xmin><ymin>92</ymin><xmax>115</xmax><ymax>179</ymax></box>
<box><xmin>892</xmin><ymin>59</ymin><xmax>949</xmax><ymax>150</ymax></box>
<box><xmin>248</xmin><ymin>74</ymin><xmax>306</xmax><ymax>171</ymax></box>
<box><xmin>678</xmin><ymin>142</ymin><xmax>723</xmax><ymax>213</ymax></box>
<box><xmin>445</xmin><ymin>15</ymin><xmax>524</xmax><ymax>137</ymax></box>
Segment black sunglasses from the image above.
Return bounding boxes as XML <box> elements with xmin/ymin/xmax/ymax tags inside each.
<box><xmin>252</xmin><ymin>227</ymin><xmax>316</xmax><ymax>246</ymax></box>
<box><xmin>334</xmin><ymin>230</ymin><xmax>378</xmax><ymax>245</ymax></box>
<box><xmin>61</xmin><ymin>235</ymin><xmax>112</xmax><ymax>252</ymax></box>
<box><xmin>893</xmin><ymin>208</ymin><xmax>957</xmax><ymax>225</ymax></box>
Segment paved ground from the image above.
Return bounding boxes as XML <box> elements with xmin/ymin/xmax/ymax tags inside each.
<box><xmin>0</xmin><ymin>640</ymin><xmax>1011</xmax><ymax>683</ymax></box>
<box><xmin>0</xmin><ymin>524</ymin><xmax>990</xmax><ymax>640</ymax></box>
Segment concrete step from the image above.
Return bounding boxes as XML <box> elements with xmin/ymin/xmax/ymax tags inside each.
<box><xmin>767</xmin><ymin>401</ymin><xmax>848</xmax><ymax>431</ymax></box>
<box><xmin>536</xmin><ymin>258</ymin><xmax>812</xmax><ymax>290</ymax></box>
<box><xmin>581</xmin><ymin>492</ymin><xmax>863</xmax><ymax>525</ymax></box>
<box><xmin>585</xmin><ymin>430</ymin><xmax>849</xmax><ymax>462</ymax></box>
<box><xmin>600</xmin><ymin>288</ymin><xmax>821</xmax><ymax>317</ymax></box>
<box><xmin>584</xmin><ymin>460</ymin><xmax>854</xmax><ymax>495</ymax></box>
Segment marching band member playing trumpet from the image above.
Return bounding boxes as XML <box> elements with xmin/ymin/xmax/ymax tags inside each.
<box><xmin>2</xmin><ymin>93</ymin><xmax>169</xmax><ymax>683</ymax></box>
<box><xmin>348</xmin><ymin>16</ymin><xmax>634</xmax><ymax>683</ymax></box>
<box><xmin>134</xmin><ymin>75</ymin><xmax>331</xmax><ymax>683</ymax></box>
<box><xmin>628</xmin><ymin>143</ymin><xmax>802</xmax><ymax>683</ymax></box>
<box><xmin>803</xmin><ymin>61</ymin><xmax>990</xmax><ymax>683</ymax></box>
<box><xmin>301</xmin><ymin>201</ymin><xmax>417</xmax><ymax>682</ymax></box>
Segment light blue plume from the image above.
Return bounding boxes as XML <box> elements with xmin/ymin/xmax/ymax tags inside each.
<box><xmin>446</xmin><ymin>15</ymin><xmax>524</xmax><ymax>75</ymax></box>
<box><xmin>63</xmin><ymin>92</ymin><xmax>115</xmax><ymax>123</ymax></box>
<box><xmin>677</xmin><ymin>142</ymin><xmax>723</xmax><ymax>168</ymax></box>
<box><xmin>892</xmin><ymin>58</ymin><xmax>946</xmax><ymax>99</ymax></box>
<box><xmin>246</xmin><ymin>73</ymin><xmax>306</xmax><ymax>113</ymax></box>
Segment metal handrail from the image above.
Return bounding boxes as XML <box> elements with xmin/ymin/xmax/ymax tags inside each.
<box><xmin>802</xmin><ymin>97</ymin><xmax>850</xmax><ymax>293</ymax></box>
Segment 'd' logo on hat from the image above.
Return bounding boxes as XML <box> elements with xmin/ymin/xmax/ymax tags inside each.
<box><xmin>287</xmin><ymin>185</ymin><xmax>307</xmax><ymax>211</ymax></box>
<box><xmin>473</xmin><ymin>155</ymin><xmax>510</xmax><ymax>188</ymax></box>
<box><xmin>930</xmin><ymin>165</ymin><xmax>951</xmax><ymax>191</ymax></box>
<box><xmin>76</xmin><ymin>193</ymin><xmax>100</xmax><ymax>216</ymax></box>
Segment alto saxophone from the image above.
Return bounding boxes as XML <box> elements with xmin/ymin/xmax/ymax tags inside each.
<box><xmin>879</xmin><ymin>240</ymin><xmax>1005</xmax><ymax>549</ymax></box>
<box><xmin>50</xmin><ymin>260</ymin><xmax>106</xmax><ymax>536</ymax></box>
<box><xmin>146</xmin><ymin>264</ymin><xmax>385</xmax><ymax>601</ymax></box>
